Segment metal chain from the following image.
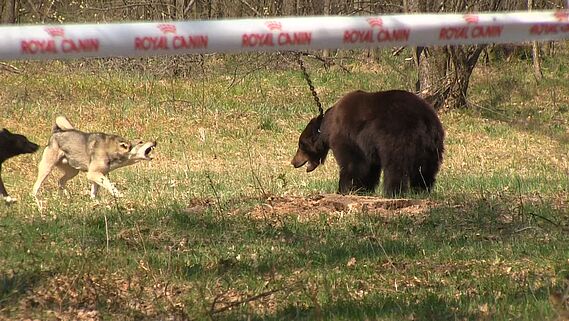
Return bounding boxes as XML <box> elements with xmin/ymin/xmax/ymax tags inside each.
<box><xmin>297</xmin><ymin>54</ymin><xmax>324</xmax><ymax>116</ymax></box>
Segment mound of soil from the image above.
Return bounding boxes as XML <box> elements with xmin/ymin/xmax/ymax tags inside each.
<box><xmin>248</xmin><ymin>194</ymin><xmax>433</xmax><ymax>222</ymax></box>
<box><xmin>184</xmin><ymin>194</ymin><xmax>434</xmax><ymax>223</ymax></box>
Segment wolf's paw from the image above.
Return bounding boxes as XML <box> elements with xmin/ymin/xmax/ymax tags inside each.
<box><xmin>3</xmin><ymin>196</ymin><xmax>17</xmax><ymax>204</ymax></box>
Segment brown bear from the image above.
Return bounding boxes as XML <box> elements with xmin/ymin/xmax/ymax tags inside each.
<box><xmin>291</xmin><ymin>89</ymin><xmax>444</xmax><ymax>196</ymax></box>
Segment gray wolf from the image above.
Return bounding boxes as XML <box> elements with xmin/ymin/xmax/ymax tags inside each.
<box><xmin>32</xmin><ymin>116</ymin><xmax>156</xmax><ymax>199</ymax></box>
<box><xmin>0</xmin><ymin>129</ymin><xmax>39</xmax><ymax>203</ymax></box>
<box><xmin>292</xmin><ymin>90</ymin><xmax>444</xmax><ymax>196</ymax></box>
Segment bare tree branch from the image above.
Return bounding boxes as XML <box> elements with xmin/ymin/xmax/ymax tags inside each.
<box><xmin>183</xmin><ymin>0</ymin><xmax>196</xmax><ymax>16</ymax></box>
<box><xmin>239</xmin><ymin>0</ymin><xmax>262</xmax><ymax>16</ymax></box>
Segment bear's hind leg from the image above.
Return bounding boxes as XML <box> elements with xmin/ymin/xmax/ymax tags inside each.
<box><xmin>410</xmin><ymin>166</ymin><xmax>435</xmax><ymax>192</ymax></box>
<box><xmin>339</xmin><ymin>163</ymin><xmax>380</xmax><ymax>194</ymax></box>
<box><xmin>362</xmin><ymin>162</ymin><xmax>381</xmax><ymax>192</ymax></box>
<box><xmin>382</xmin><ymin>165</ymin><xmax>409</xmax><ymax>197</ymax></box>
<box><xmin>335</xmin><ymin>145</ymin><xmax>380</xmax><ymax>194</ymax></box>
<box><xmin>410</xmin><ymin>157</ymin><xmax>440</xmax><ymax>192</ymax></box>
<box><xmin>338</xmin><ymin>168</ymin><xmax>357</xmax><ymax>194</ymax></box>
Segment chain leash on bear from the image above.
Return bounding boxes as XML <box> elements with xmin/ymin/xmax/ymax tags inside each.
<box><xmin>296</xmin><ymin>53</ymin><xmax>324</xmax><ymax>117</ymax></box>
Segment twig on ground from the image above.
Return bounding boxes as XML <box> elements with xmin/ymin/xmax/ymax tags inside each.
<box><xmin>298</xmin><ymin>51</ymin><xmax>351</xmax><ymax>73</ymax></box>
<box><xmin>392</xmin><ymin>46</ymin><xmax>406</xmax><ymax>56</ymax></box>
<box><xmin>210</xmin><ymin>284</ymin><xmax>295</xmax><ymax>315</ymax></box>
<box><xmin>205</xmin><ymin>171</ymin><xmax>224</xmax><ymax>217</ymax></box>
<box><xmin>0</xmin><ymin>62</ymin><xmax>21</xmax><ymax>74</ymax></box>
<box><xmin>528</xmin><ymin>212</ymin><xmax>559</xmax><ymax>226</ymax></box>
<box><xmin>513</xmin><ymin>226</ymin><xmax>539</xmax><ymax>233</ymax></box>
<box><xmin>104</xmin><ymin>212</ymin><xmax>110</xmax><ymax>252</ymax></box>
<box><xmin>247</xmin><ymin>145</ymin><xmax>268</xmax><ymax>199</ymax></box>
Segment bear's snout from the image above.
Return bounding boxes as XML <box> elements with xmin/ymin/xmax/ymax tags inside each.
<box><xmin>292</xmin><ymin>150</ymin><xmax>320</xmax><ymax>173</ymax></box>
<box><xmin>25</xmin><ymin>142</ymin><xmax>39</xmax><ymax>154</ymax></box>
<box><xmin>291</xmin><ymin>150</ymin><xmax>308</xmax><ymax>168</ymax></box>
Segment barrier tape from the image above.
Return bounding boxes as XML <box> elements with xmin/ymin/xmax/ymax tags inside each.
<box><xmin>0</xmin><ymin>10</ymin><xmax>568</xmax><ymax>60</ymax></box>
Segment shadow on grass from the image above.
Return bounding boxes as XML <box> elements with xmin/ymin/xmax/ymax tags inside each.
<box><xmin>476</xmin><ymin>102</ymin><xmax>569</xmax><ymax>146</ymax></box>
<box><xmin>83</xmin><ymin>191</ymin><xmax>569</xmax><ymax>280</ymax></box>
<box><xmin>215</xmin><ymin>292</ymin><xmax>473</xmax><ymax>321</ymax></box>
<box><xmin>471</xmin><ymin>65</ymin><xmax>569</xmax><ymax>145</ymax></box>
<box><xmin>1</xmin><ymin>191</ymin><xmax>567</xmax><ymax>320</ymax></box>
<box><xmin>166</xmin><ymin>203</ymin><xmax>422</xmax><ymax>278</ymax></box>
<box><xmin>0</xmin><ymin>269</ymin><xmax>45</xmax><ymax>308</ymax></box>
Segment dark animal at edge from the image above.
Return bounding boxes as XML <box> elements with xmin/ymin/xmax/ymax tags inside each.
<box><xmin>291</xmin><ymin>89</ymin><xmax>445</xmax><ymax>196</ymax></box>
<box><xmin>0</xmin><ymin>129</ymin><xmax>39</xmax><ymax>201</ymax></box>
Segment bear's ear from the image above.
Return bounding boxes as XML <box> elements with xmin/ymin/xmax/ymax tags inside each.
<box><xmin>309</xmin><ymin>120</ymin><xmax>321</xmax><ymax>136</ymax></box>
<box><xmin>315</xmin><ymin>114</ymin><xmax>324</xmax><ymax>133</ymax></box>
<box><xmin>1</xmin><ymin>128</ymin><xmax>9</xmax><ymax>134</ymax></box>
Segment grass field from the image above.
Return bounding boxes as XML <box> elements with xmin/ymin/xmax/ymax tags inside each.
<box><xmin>1</xmin><ymin>50</ymin><xmax>568</xmax><ymax>320</ymax></box>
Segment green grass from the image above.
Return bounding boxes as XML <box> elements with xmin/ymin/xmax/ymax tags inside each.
<box><xmin>0</xmin><ymin>50</ymin><xmax>568</xmax><ymax>320</ymax></box>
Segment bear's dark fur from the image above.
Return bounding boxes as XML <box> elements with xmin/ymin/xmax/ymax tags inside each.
<box><xmin>291</xmin><ymin>89</ymin><xmax>445</xmax><ymax>196</ymax></box>
<box><xmin>0</xmin><ymin>128</ymin><xmax>39</xmax><ymax>200</ymax></box>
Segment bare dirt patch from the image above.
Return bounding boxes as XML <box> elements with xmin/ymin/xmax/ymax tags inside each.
<box><xmin>183</xmin><ymin>194</ymin><xmax>435</xmax><ymax>224</ymax></box>
<box><xmin>247</xmin><ymin>194</ymin><xmax>434</xmax><ymax>222</ymax></box>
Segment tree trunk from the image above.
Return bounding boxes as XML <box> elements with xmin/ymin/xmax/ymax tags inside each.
<box><xmin>322</xmin><ymin>0</ymin><xmax>331</xmax><ymax>59</ymax></box>
<box><xmin>273</xmin><ymin>0</ymin><xmax>283</xmax><ymax>15</ymax></box>
<box><xmin>407</xmin><ymin>0</ymin><xmax>452</xmax><ymax>108</ymax></box>
<box><xmin>408</xmin><ymin>0</ymin><xmax>495</xmax><ymax>109</ymax></box>
<box><xmin>176</xmin><ymin>0</ymin><xmax>184</xmax><ymax>19</ymax></box>
<box><xmin>532</xmin><ymin>42</ymin><xmax>543</xmax><ymax>81</ymax></box>
<box><xmin>528</xmin><ymin>0</ymin><xmax>543</xmax><ymax>81</ymax></box>
<box><xmin>416</xmin><ymin>46</ymin><xmax>452</xmax><ymax>110</ymax></box>
<box><xmin>447</xmin><ymin>45</ymin><xmax>486</xmax><ymax>108</ymax></box>
<box><xmin>1</xmin><ymin>0</ymin><xmax>17</xmax><ymax>24</ymax></box>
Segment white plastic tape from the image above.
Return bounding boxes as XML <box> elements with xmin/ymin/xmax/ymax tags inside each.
<box><xmin>0</xmin><ymin>10</ymin><xmax>568</xmax><ymax>60</ymax></box>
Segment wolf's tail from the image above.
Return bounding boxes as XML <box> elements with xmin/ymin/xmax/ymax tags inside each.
<box><xmin>53</xmin><ymin>116</ymin><xmax>75</xmax><ymax>133</ymax></box>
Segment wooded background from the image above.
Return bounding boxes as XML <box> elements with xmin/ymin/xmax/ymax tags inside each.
<box><xmin>1</xmin><ymin>0</ymin><xmax>566</xmax><ymax>109</ymax></box>
<box><xmin>0</xmin><ymin>0</ymin><xmax>563</xmax><ymax>22</ymax></box>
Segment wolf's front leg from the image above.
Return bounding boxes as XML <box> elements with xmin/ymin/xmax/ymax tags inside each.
<box><xmin>87</xmin><ymin>171</ymin><xmax>123</xmax><ymax>198</ymax></box>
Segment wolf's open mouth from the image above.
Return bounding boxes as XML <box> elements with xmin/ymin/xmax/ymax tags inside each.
<box><xmin>144</xmin><ymin>145</ymin><xmax>155</xmax><ymax>157</ymax></box>
<box><xmin>129</xmin><ymin>141</ymin><xmax>157</xmax><ymax>161</ymax></box>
